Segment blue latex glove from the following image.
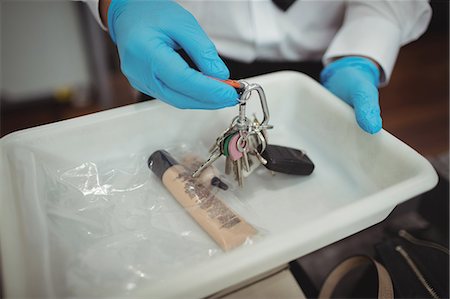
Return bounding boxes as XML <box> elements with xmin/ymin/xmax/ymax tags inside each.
<box><xmin>320</xmin><ymin>56</ymin><xmax>382</xmax><ymax>134</ymax></box>
<box><xmin>108</xmin><ymin>0</ymin><xmax>238</xmax><ymax>109</ymax></box>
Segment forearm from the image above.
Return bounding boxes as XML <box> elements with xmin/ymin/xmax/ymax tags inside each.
<box><xmin>323</xmin><ymin>0</ymin><xmax>431</xmax><ymax>85</ymax></box>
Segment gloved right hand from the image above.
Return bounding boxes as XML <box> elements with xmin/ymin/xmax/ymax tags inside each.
<box><xmin>107</xmin><ymin>0</ymin><xmax>239</xmax><ymax>109</ymax></box>
<box><xmin>320</xmin><ymin>57</ymin><xmax>382</xmax><ymax>134</ymax></box>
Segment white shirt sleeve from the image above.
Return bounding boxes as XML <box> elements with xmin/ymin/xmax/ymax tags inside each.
<box><xmin>79</xmin><ymin>0</ymin><xmax>107</xmax><ymax>30</ymax></box>
<box><xmin>323</xmin><ymin>1</ymin><xmax>431</xmax><ymax>85</ymax></box>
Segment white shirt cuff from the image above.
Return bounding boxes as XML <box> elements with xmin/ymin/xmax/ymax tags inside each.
<box><xmin>83</xmin><ymin>0</ymin><xmax>107</xmax><ymax>31</ymax></box>
<box><xmin>323</xmin><ymin>16</ymin><xmax>402</xmax><ymax>85</ymax></box>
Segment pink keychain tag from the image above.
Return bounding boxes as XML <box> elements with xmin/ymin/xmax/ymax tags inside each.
<box><xmin>228</xmin><ymin>134</ymin><xmax>243</xmax><ymax>161</ymax></box>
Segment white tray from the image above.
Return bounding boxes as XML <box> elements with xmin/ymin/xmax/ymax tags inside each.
<box><xmin>0</xmin><ymin>71</ymin><xmax>437</xmax><ymax>298</ymax></box>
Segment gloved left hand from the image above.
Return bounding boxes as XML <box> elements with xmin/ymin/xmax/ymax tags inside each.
<box><xmin>320</xmin><ymin>56</ymin><xmax>382</xmax><ymax>134</ymax></box>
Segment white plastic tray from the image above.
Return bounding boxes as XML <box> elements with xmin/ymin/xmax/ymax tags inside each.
<box><xmin>0</xmin><ymin>71</ymin><xmax>437</xmax><ymax>298</ymax></box>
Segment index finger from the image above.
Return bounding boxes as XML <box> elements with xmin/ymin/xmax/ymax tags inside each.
<box><xmin>154</xmin><ymin>46</ymin><xmax>239</xmax><ymax>106</ymax></box>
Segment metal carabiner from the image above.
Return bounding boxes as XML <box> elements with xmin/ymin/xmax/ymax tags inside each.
<box><xmin>238</xmin><ymin>81</ymin><xmax>270</xmax><ymax>128</ymax></box>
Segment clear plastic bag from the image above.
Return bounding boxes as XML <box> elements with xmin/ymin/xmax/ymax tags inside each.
<box><xmin>42</xmin><ymin>142</ymin><xmax>263</xmax><ymax>296</ymax></box>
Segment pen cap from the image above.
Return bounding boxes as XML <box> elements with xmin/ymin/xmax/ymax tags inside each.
<box><xmin>148</xmin><ymin>150</ymin><xmax>179</xmax><ymax>180</ymax></box>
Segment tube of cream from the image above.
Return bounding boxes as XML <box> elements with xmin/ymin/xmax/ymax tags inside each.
<box><xmin>148</xmin><ymin>150</ymin><xmax>256</xmax><ymax>251</ymax></box>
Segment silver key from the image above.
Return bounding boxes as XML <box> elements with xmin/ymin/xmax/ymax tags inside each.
<box><xmin>192</xmin><ymin>146</ymin><xmax>222</xmax><ymax>177</ymax></box>
<box><xmin>226</xmin><ymin>130</ymin><xmax>245</xmax><ymax>186</ymax></box>
<box><xmin>253</xmin><ymin>129</ymin><xmax>268</xmax><ymax>161</ymax></box>
<box><xmin>251</xmin><ymin>114</ymin><xmax>272</xmax><ymax>146</ymax></box>
<box><xmin>237</xmin><ymin>132</ymin><xmax>251</xmax><ymax>172</ymax></box>
<box><xmin>232</xmin><ymin>158</ymin><xmax>238</xmax><ymax>182</ymax></box>
<box><xmin>235</xmin><ymin>158</ymin><xmax>243</xmax><ymax>187</ymax></box>
<box><xmin>193</xmin><ymin>126</ymin><xmax>237</xmax><ymax>178</ymax></box>
<box><xmin>209</xmin><ymin>126</ymin><xmax>235</xmax><ymax>153</ymax></box>
<box><xmin>225</xmin><ymin>155</ymin><xmax>232</xmax><ymax>175</ymax></box>
<box><xmin>254</xmin><ymin>149</ymin><xmax>268</xmax><ymax>165</ymax></box>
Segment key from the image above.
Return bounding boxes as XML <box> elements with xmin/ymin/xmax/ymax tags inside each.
<box><xmin>238</xmin><ymin>130</ymin><xmax>266</xmax><ymax>177</ymax></box>
<box><xmin>210</xmin><ymin>125</ymin><xmax>236</xmax><ymax>153</ymax></box>
<box><xmin>236</xmin><ymin>158</ymin><xmax>243</xmax><ymax>187</ymax></box>
<box><xmin>227</xmin><ymin>132</ymin><xmax>246</xmax><ymax>186</ymax></box>
<box><xmin>242</xmin><ymin>154</ymin><xmax>261</xmax><ymax>178</ymax></box>
<box><xmin>254</xmin><ymin>150</ymin><xmax>268</xmax><ymax>165</ymax></box>
<box><xmin>225</xmin><ymin>156</ymin><xmax>232</xmax><ymax>175</ymax></box>
<box><xmin>260</xmin><ymin>144</ymin><xmax>315</xmax><ymax>175</ymax></box>
<box><xmin>251</xmin><ymin>129</ymin><xmax>267</xmax><ymax>158</ymax></box>
<box><xmin>193</xmin><ymin>126</ymin><xmax>237</xmax><ymax>178</ymax></box>
<box><xmin>181</xmin><ymin>154</ymin><xmax>229</xmax><ymax>190</ymax></box>
<box><xmin>228</xmin><ymin>133</ymin><xmax>243</xmax><ymax>185</ymax></box>
<box><xmin>237</xmin><ymin>132</ymin><xmax>251</xmax><ymax>172</ymax></box>
<box><xmin>242</xmin><ymin>148</ymin><xmax>250</xmax><ymax>172</ymax></box>
<box><xmin>192</xmin><ymin>79</ymin><xmax>275</xmax><ymax>185</ymax></box>
<box><xmin>192</xmin><ymin>146</ymin><xmax>223</xmax><ymax>177</ymax></box>
<box><xmin>251</xmin><ymin>114</ymin><xmax>273</xmax><ymax>134</ymax></box>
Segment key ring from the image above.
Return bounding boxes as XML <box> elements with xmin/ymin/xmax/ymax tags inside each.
<box><xmin>238</xmin><ymin>80</ymin><xmax>270</xmax><ymax>127</ymax></box>
<box><xmin>191</xmin><ymin>78</ymin><xmax>274</xmax><ymax>183</ymax></box>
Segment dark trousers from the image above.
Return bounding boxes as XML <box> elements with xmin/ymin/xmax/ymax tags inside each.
<box><xmin>222</xmin><ymin>57</ymin><xmax>322</xmax><ymax>82</ymax></box>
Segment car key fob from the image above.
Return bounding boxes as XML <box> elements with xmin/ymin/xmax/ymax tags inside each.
<box><xmin>261</xmin><ymin>144</ymin><xmax>314</xmax><ymax>175</ymax></box>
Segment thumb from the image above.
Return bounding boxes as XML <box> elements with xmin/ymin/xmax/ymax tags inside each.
<box><xmin>351</xmin><ymin>84</ymin><xmax>382</xmax><ymax>134</ymax></box>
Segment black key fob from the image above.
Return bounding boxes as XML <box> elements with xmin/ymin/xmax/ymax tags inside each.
<box><xmin>261</xmin><ymin>144</ymin><xmax>314</xmax><ymax>175</ymax></box>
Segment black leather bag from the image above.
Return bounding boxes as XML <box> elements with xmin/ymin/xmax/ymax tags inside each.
<box><xmin>319</xmin><ymin>229</ymin><xmax>449</xmax><ymax>299</ymax></box>
<box><xmin>375</xmin><ymin>229</ymin><xmax>449</xmax><ymax>299</ymax></box>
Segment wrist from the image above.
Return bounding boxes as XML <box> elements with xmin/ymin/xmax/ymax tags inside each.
<box><xmin>99</xmin><ymin>0</ymin><xmax>111</xmax><ymax>29</ymax></box>
<box><xmin>321</xmin><ymin>56</ymin><xmax>381</xmax><ymax>87</ymax></box>
<box><xmin>328</xmin><ymin>56</ymin><xmax>380</xmax><ymax>70</ymax></box>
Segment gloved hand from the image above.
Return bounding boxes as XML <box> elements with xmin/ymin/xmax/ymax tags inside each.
<box><xmin>107</xmin><ymin>0</ymin><xmax>238</xmax><ymax>109</ymax></box>
<box><xmin>320</xmin><ymin>56</ymin><xmax>382</xmax><ymax>134</ymax></box>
